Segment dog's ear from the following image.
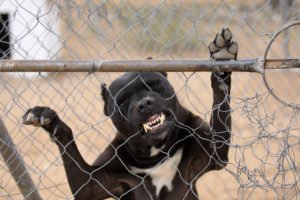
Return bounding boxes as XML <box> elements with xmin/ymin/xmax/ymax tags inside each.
<box><xmin>147</xmin><ymin>57</ymin><xmax>168</xmax><ymax>78</ymax></box>
<box><xmin>160</xmin><ymin>72</ymin><xmax>168</xmax><ymax>78</ymax></box>
<box><xmin>101</xmin><ymin>83</ymin><xmax>109</xmax><ymax>116</ymax></box>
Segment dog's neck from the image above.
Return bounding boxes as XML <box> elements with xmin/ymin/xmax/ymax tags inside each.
<box><xmin>116</xmin><ymin>132</ymin><xmax>184</xmax><ymax>169</ymax></box>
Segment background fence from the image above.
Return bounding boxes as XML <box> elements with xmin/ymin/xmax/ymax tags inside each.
<box><xmin>1</xmin><ymin>0</ymin><xmax>300</xmax><ymax>199</ymax></box>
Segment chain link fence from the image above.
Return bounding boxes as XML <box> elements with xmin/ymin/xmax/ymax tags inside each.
<box><xmin>1</xmin><ymin>0</ymin><xmax>300</xmax><ymax>199</ymax></box>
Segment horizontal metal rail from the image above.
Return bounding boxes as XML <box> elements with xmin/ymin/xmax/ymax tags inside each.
<box><xmin>0</xmin><ymin>58</ymin><xmax>299</xmax><ymax>73</ymax></box>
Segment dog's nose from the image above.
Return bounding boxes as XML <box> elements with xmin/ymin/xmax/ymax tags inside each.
<box><xmin>137</xmin><ymin>97</ymin><xmax>155</xmax><ymax>113</ymax></box>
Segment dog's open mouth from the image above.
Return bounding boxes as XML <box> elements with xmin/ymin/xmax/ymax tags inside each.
<box><xmin>142</xmin><ymin>113</ymin><xmax>166</xmax><ymax>133</ymax></box>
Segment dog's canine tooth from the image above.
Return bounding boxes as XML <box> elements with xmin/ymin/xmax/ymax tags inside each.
<box><xmin>158</xmin><ymin>114</ymin><xmax>164</xmax><ymax>125</ymax></box>
<box><xmin>160</xmin><ymin>113</ymin><xmax>165</xmax><ymax>122</ymax></box>
<box><xmin>157</xmin><ymin>116</ymin><xmax>160</xmax><ymax>121</ymax></box>
<box><xmin>143</xmin><ymin>124</ymin><xmax>151</xmax><ymax>132</ymax></box>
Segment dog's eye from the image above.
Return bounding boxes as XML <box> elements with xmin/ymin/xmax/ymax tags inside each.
<box><xmin>116</xmin><ymin>98</ymin><xmax>127</xmax><ymax>107</ymax></box>
<box><xmin>147</xmin><ymin>80</ymin><xmax>160</xmax><ymax>87</ymax></box>
<box><xmin>145</xmin><ymin>80</ymin><xmax>161</xmax><ymax>91</ymax></box>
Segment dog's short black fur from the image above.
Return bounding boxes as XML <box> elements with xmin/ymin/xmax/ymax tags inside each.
<box><xmin>22</xmin><ymin>28</ymin><xmax>237</xmax><ymax>200</ymax></box>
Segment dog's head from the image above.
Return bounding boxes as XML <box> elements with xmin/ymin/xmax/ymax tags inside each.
<box><xmin>101</xmin><ymin>72</ymin><xmax>187</xmax><ymax>151</ymax></box>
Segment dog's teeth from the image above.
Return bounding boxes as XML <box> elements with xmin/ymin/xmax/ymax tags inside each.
<box><xmin>160</xmin><ymin>114</ymin><xmax>165</xmax><ymax>122</ymax></box>
<box><xmin>154</xmin><ymin>117</ymin><xmax>158</xmax><ymax>123</ymax></box>
<box><xmin>143</xmin><ymin>124</ymin><xmax>151</xmax><ymax>132</ymax></box>
<box><xmin>143</xmin><ymin>113</ymin><xmax>166</xmax><ymax>133</ymax></box>
<box><xmin>143</xmin><ymin>125</ymin><xmax>147</xmax><ymax>133</ymax></box>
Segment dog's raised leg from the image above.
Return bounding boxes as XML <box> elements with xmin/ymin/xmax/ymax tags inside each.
<box><xmin>209</xmin><ymin>28</ymin><xmax>238</xmax><ymax>169</ymax></box>
<box><xmin>22</xmin><ymin>107</ymin><xmax>93</xmax><ymax>198</ymax></box>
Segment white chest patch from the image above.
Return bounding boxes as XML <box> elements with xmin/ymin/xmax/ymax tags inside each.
<box><xmin>150</xmin><ymin>145</ymin><xmax>165</xmax><ymax>157</ymax></box>
<box><xmin>131</xmin><ymin>149</ymin><xmax>183</xmax><ymax>197</ymax></box>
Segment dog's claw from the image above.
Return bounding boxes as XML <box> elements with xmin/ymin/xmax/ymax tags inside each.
<box><xmin>22</xmin><ymin>111</ymin><xmax>40</xmax><ymax>126</ymax></box>
<box><xmin>41</xmin><ymin>116</ymin><xmax>51</xmax><ymax>126</ymax></box>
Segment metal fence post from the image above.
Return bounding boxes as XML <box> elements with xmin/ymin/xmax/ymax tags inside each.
<box><xmin>0</xmin><ymin>119</ymin><xmax>42</xmax><ymax>200</ymax></box>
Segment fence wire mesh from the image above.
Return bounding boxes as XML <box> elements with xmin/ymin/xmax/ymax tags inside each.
<box><xmin>1</xmin><ymin>0</ymin><xmax>300</xmax><ymax>199</ymax></box>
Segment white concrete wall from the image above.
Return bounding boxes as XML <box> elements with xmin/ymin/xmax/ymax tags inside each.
<box><xmin>0</xmin><ymin>0</ymin><xmax>61</xmax><ymax>60</ymax></box>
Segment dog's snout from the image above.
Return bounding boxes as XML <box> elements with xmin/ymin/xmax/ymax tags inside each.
<box><xmin>137</xmin><ymin>97</ymin><xmax>155</xmax><ymax>113</ymax></box>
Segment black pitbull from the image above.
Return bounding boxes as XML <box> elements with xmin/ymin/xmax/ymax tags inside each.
<box><xmin>22</xmin><ymin>28</ymin><xmax>238</xmax><ymax>200</ymax></box>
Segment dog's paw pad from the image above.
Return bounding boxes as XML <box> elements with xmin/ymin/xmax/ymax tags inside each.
<box><xmin>22</xmin><ymin>107</ymin><xmax>56</xmax><ymax>127</ymax></box>
<box><xmin>209</xmin><ymin>28</ymin><xmax>238</xmax><ymax>60</ymax></box>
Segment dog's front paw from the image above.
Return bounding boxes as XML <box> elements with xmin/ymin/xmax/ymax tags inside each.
<box><xmin>22</xmin><ymin>106</ymin><xmax>57</xmax><ymax>127</ymax></box>
<box><xmin>209</xmin><ymin>28</ymin><xmax>238</xmax><ymax>60</ymax></box>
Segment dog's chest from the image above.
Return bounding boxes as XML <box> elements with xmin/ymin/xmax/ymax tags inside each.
<box><xmin>130</xmin><ymin>148</ymin><xmax>183</xmax><ymax>197</ymax></box>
